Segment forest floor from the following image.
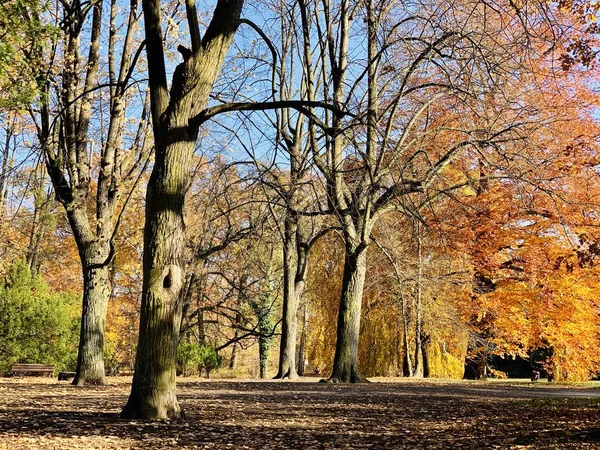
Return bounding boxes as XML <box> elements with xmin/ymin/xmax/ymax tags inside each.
<box><xmin>0</xmin><ymin>376</ymin><xmax>599</xmax><ymax>449</ymax></box>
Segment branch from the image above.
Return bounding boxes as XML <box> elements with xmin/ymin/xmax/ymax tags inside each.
<box><xmin>239</xmin><ymin>18</ymin><xmax>278</xmax><ymax>99</ymax></box>
<box><xmin>189</xmin><ymin>100</ymin><xmax>352</xmax><ymax>128</ymax></box>
<box><xmin>185</xmin><ymin>0</ymin><xmax>202</xmax><ymax>53</ymax></box>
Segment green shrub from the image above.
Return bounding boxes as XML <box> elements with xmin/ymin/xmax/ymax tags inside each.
<box><xmin>198</xmin><ymin>344</ymin><xmax>221</xmax><ymax>378</ymax></box>
<box><xmin>177</xmin><ymin>342</ymin><xmax>221</xmax><ymax>377</ymax></box>
<box><xmin>177</xmin><ymin>342</ymin><xmax>201</xmax><ymax>376</ymax></box>
<box><xmin>0</xmin><ymin>261</ymin><xmax>80</xmax><ymax>374</ymax></box>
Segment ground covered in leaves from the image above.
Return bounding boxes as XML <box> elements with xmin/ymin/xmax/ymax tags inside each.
<box><xmin>0</xmin><ymin>377</ymin><xmax>599</xmax><ymax>449</ymax></box>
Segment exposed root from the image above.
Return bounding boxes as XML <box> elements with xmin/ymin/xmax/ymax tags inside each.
<box><xmin>273</xmin><ymin>369</ymin><xmax>299</xmax><ymax>380</ymax></box>
<box><xmin>320</xmin><ymin>373</ymin><xmax>370</xmax><ymax>384</ymax></box>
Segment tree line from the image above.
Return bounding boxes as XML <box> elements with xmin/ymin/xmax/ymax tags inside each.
<box><xmin>1</xmin><ymin>0</ymin><xmax>600</xmax><ymax>419</ymax></box>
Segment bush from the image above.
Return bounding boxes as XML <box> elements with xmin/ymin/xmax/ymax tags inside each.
<box><xmin>177</xmin><ymin>342</ymin><xmax>201</xmax><ymax>377</ymax></box>
<box><xmin>0</xmin><ymin>261</ymin><xmax>80</xmax><ymax>374</ymax></box>
<box><xmin>177</xmin><ymin>343</ymin><xmax>221</xmax><ymax>377</ymax></box>
<box><xmin>198</xmin><ymin>344</ymin><xmax>221</xmax><ymax>378</ymax></box>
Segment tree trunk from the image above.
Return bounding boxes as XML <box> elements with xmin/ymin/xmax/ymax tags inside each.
<box><xmin>198</xmin><ymin>309</ymin><xmax>206</xmax><ymax>346</ymax></box>
<box><xmin>121</xmin><ymin>153</ymin><xmax>188</xmax><ymax>418</ymax></box>
<box><xmin>229</xmin><ymin>306</ymin><xmax>243</xmax><ymax>370</ymax></box>
<box><xmin>402</xmin><ymin>327</ymin><xmax>412</xmax><ymax>377</ymax></box>
<box><xmin>275</xmin><ymin>217</ymin><xmax>304</xmax><ymax>379</ymax></box>
<box><xmin>229</xmin><ymin>339</ymin><xmax>239</xmax><ymax>370</ymax></box>
<box><xmin>422</xmin><ymin>333</ymin><xmax>431</xmax><ymax>378</ymax></box>
<box><xmin>26</xmin><ymin>203</ymin><xmax>45</xmax><ymax>276</ymax></box>
<box><xmin>0</xmin><ymin>114</ymin><xmax>15</xmax><ymax>219</ymax></box>
<box><xmin>401</xmin><ymin>293</ymin><xmax>412</xmax><ymax>377</ymax></box>
<box><xmin>297</xmin><ymin>303</ymin><xmax>308</xmax><ymax>376</ymax></box>
<box><xmin>259</xmin><ymin>334</ymin><xmax>268</xmax><ymax>379</ymax></box>
<box><xmin>328</xmin><ymin>246</ymin><xmax>369</xmax><ymax>383</ymax></box>
<box><xmin>412</xmin><ymin>223</ymin><xmax>424</xmax><ymax>378</ymax></box>
<box><xmin>72</xmin><ymin>239</ymin><xmax>112</xmax><ymax>386</ymax></box>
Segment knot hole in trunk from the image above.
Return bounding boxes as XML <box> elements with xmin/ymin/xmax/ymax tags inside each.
<box><xmin>163</xmin><ymin>274</ymin><xmax>172</xmax><ymax>289</ymax></box>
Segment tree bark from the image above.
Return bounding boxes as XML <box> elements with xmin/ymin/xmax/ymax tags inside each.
<box><xmin>120</xmin><ymin>142</ymin><xmax>189</xmax><ymax>418</ymax></box>
<box><xmin>413</xmin><ymin>223</ymin><xmax>424</xmax><ymax>378</ymax></box>
<box><xmin>275</xmin><ymin>216</ymin><xmax>308</xmax><ymax>379</ymax></box>
<box><xmin>72</xmin><ymin>258</ymin><xmax>111</xmax><ymax>385</ymax></box>
<box><xmin>58</xmin><ymin>195</ymin><xmax>114</xmax><ymax>386</ymax></box>
<box><xmin>422</xmin><ymin>333</ymin><xmax>432</xmax><ymax>378</ymax></box>
<box><xmin>328</xmin><ymin>246</ymin><xmax>369</xmax><ymax>383</ymax></box>
<box><xmin>297</xmin><ymin>303</ymin><xmax>308</xmax><ymax>376</ymax></box>
<box><xmin>229</xmin><ymin>311</ymin><xmax>243</xmax><ymax>370</ymax></box>
<box><xmin>259</xmin><ymin>334</ymin><xmax>269</xmax><ymax>379</ymax></box>
<box><xmin>401</xmin><ymin>295</ymin><xmax>413</xmax><ymax>377</ymax></box>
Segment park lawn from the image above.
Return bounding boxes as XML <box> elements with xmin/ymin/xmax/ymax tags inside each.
<box><xmin>0</xmin><ymin>376</ymin><xmax>598</xmax><ymax>449</ymax></box>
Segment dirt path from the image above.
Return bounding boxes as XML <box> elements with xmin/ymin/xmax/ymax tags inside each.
<box><xmin>0</xmin><ymin>377</ymin><xmax>599</xmax><ymax>449</ymax></box>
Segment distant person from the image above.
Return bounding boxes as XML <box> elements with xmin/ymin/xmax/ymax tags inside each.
<box><xmin>531</xmin><ymin>370</ymin><xmax>540</xmax><ymax>382</ymax></box>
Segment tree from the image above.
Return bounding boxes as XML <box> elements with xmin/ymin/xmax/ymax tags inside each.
<box><xmin>0</xmin><ymin>260</ymin><xmax>80</xmax><ymax>374</ymax></box>
<box><xmin>122</xmin><ymin>0</ymin><xmax>246</xmax><ymax>419</ymax></box>
<box><xmin>0</xmin><ymin>0</ymin><xmax>55</xmax><ymax>109</ymax></box>
<box><xmin>25</xmin><ymin>0</ymin><xmax>151</xmax><ymax>386</ymax></box>
<box><xmin>289</xmin><ymin>0</ymin><xmax>567</xmax><ymax>382</ymax></box>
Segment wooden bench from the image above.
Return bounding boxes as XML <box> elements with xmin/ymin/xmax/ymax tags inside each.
<box><xmin>10</xmin><ymin>363</ymin><xmax>55</xmax><ymax>376</ymax></box>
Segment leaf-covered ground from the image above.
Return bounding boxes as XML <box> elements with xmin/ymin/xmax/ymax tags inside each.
<box><xmin>0</xmin><ymin>377</ymin><xmax>599</xmax><ymax>449</ymax></box>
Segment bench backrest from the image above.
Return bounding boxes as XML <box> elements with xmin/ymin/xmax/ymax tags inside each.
<box><xmin>11</xmin><ymin>363</ymin><xmax>55</xmax><ymax>371</ymax></box>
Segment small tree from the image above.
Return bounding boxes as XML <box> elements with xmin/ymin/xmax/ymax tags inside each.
<box><xmin>198</xmin><ymin>345</ymin><xmax>220</xmax><ymax>378</ymax></box>
<box><xmin>0</xmin><ymin>261</ymin><xmax>80</xmax><ymax>374</ymax></box>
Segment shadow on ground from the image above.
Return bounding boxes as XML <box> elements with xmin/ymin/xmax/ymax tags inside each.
<box><xmin>0</xmin><ymin>379</ymin><xmax>599</xmax><ymax>449</ymax></box>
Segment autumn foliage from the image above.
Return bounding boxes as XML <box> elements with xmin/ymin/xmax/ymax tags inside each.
<box><xmin>2</xmin><ymin>0</ymin><xmax>600</xmax><ymax>386</ymax></box>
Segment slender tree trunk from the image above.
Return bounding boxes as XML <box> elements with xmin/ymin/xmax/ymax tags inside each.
<box><xmin>422</xmin><ymin>333</ymin><xmax>431</xmax><ymax>378</ymax></box>
<box><xmin>400</xmin><ymin>291</ymin><xmax>413</xmax><ymax>377</ymax></box>
<box><xmin>229</xmin><ymin>283</ymin><xmax>244</xmax><ymax>371</ymax></box>
<box><xmin>198</xmin><ymin>309</ymin><xmax>206</xmax><ymax>346</ymax></box>
<box><xmin>229</xmin><ymin>339</ymin><xmax>239</xmax><ymax>370</ymax></box>
<box><xmin>0</xmin><ymin>116</ymin><xmax>14</xmax><ymax>219</ymax></box>
<box><xmin>26</xmin><ymin>205</ymin><xmax>45</xmax><ymax>276</ymax></box>
<box><xmin>413</xmin><ymin>224</ymin><xmax>424</xmax><ymax>378</ymax></box>
<box><xmin>297</xmin><ymin>303</ymin><xmax>308</xmax><ymax>376</ymax></box>
<box><xmin>275</xmin><ymin>217</ymin><xmax>305</xmax><ymax>379</ymax></box>
<box><xmin>329</xmin><ymin>246</ymin><xmax>369</xmax><ymax>383</ymax></box>
<box><xmin>259</xmin><ymin>334</ymin><xmax>268</xmax><ymax>379</ymax></box>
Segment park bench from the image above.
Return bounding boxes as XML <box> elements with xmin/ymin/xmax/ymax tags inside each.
<box><xmin>10</xmin><ymin>363</ymin><xmax>55</xmax><ymax>376</ymax></box>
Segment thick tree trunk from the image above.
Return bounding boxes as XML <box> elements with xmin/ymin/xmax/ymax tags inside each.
<box><xmin>72</xmin><ymin>240</ymin><xmax>112</xmax><ymax>386</ymax></box>
<box><xmin>121</xmin><ymin>143</ymin><xmax>189</xmax><ymax>418</ymax></box>
<box><xmin>328</xmin><ymin>247</ymin><xmax>369</xmax><ymax>383</ymax></box>
<box><xmin>122</xmin><ymin>0</ymin><xmax>244</xmax><ymax>418</ymax></box>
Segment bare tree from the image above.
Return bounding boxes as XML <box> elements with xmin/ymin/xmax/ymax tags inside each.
<box><xmin>31</xmin><ymin>0</ymin><xmax>150</xmax><ymax>385</ymax></box>
<box><xmin>296</xmin><ymin>0</ymin><xmax>559</xmax><ymax>382</ymax></box>
<box><xmin>121</xmin><ymin>0</ymin><xmax>246</xmax><ymax>419</ymax></box>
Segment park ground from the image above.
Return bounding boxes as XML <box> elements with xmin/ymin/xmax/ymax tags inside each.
<box><xmin>0</xmin><ymin>377</ymin><xmax>599</xmax><ymax>449</ymax></box>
